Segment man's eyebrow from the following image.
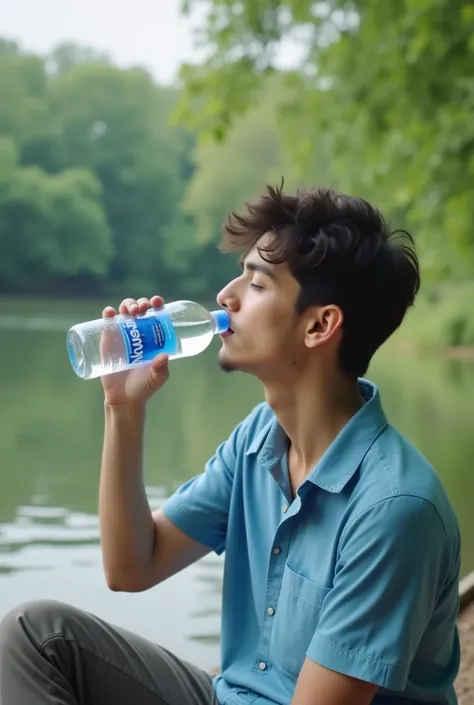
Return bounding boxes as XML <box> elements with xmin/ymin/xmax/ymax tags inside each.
<box><xmin>239</xmin><ymin>259</ymin><xmax>277</xmax><ymax>280</ymax></box>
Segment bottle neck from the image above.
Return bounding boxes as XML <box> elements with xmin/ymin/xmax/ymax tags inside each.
<box><xmin>210</xmin><ymin>309</ymin><xmax>230</xmax><ymax>334</ymax></box>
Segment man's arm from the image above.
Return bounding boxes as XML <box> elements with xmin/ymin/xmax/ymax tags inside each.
<box><xmin>98</xmin><ymin>295</ymin><xmax>240</xmax><ymax>593</ymax></box>
<box><xmin>99</xmin><ymin>402</ymin><xmax>211</xmax><ymax>592</ymax></box>
<box><xmin>292</xmin><ymin>659</ymin><xmax>377</xmax><ymax>705</ymax></box>
<box><xmin>100</xmin><ymin>399</ymin><xmax>242</xmax><ymax>592</ymax></box>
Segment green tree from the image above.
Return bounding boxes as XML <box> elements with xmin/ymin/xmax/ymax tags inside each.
<box><xmin>0</xmin><ymin>138</ymin><xmax>112</xmax><ymax>291</ymax></box>
<box><xmin>0</xmin><ymin>40</ymin><xmax>201</xmax><ymax>298</ymax></box>
<box><xmin>46</xmin><ymin>41</ymin><xmax>111</xmax><ymax>75</ymax></box>
<box><xmin>183</xmin><ymin>75</ymin><xmax>300</xmax><ymax>246</ymax></box>
<box><xmin>0</xmin><ymin>45</ymin><xmax>49</xmax><ymax>148</ymax></box>
<box><xmin>178</xmin><ymin>0</ymin><xmax>474</xmax><ymax>280</ymax></box>
<box><xmin>48</xmin><ymin>62</ymin><xmax>195</xmax><ymax>294</ymax></box>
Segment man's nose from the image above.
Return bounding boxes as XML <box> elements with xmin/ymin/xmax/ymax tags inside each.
<box><xmin>216</xmin><ymin>281</ymin><xmax>240</xmax><ymax>312</ymax></box>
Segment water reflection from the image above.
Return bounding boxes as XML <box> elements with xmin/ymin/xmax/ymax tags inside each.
<box><xmin>189</xmin><ymin>559</ymin><xmax>223</xmax><ymax>646</ymax></box>
<box><xmin>0</xmin><ymin>482</ymin><xmax>224</xmax><ymax>666</ymax></box>
<box><xmin>0</xmin><ymin>506</ymin><xmax>99</xmax><ymax>570</ymax></box>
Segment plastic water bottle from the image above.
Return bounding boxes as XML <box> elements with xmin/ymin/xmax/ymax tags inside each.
<box><xmin>67</xmin><ymin>300</ymin><xmax>230</xmax><ymax>380</ymax></box>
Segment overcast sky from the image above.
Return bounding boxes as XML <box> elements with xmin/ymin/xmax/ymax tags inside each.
<box><xmin>0</xmin><ymin>0</ymin><xmax>204</xmax><ymax>84</ymax></box>
<box><xmin>0</xmin><ymin>0</ymin><xmax>306</xmax><ymax>85</ymax></box>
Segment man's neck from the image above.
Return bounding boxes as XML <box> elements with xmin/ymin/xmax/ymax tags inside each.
<box><xmin>264</xmin><ymin>371</ymin><xmax>364</xmax><ymax>492</ymax></box>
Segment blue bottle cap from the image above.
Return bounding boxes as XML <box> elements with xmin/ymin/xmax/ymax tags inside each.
<box><xmin>211</xmin><ymin>309</ymin><xmax>230</xmax><ymax>334</ymax></box>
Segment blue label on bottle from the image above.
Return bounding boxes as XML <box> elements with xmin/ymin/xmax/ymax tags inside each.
<box><xmin>119</xmin><ymin>312</ymin><xmax>178</xmax><ymax>365</ymax></box>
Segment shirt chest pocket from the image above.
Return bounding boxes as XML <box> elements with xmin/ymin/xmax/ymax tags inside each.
<box><xmin>270</xmin><ymin>565</ymin><xmax>331</xmax><ymax>677</ymax></box>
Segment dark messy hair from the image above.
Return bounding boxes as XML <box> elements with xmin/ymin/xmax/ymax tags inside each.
<box><xmin>220</xmin><ymin>181</ymin><xmax>420</xmax><ymax>378</ymax></box>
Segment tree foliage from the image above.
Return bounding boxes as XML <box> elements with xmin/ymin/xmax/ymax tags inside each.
<box><xmin>0</xmin><ymin>138</ymin><xmax>111</xmax><ymax>290</ymax></box>
<box><xmin>178</xmin><ymin>0</ymin><xmax>474</xmax><ymax>279</ymax></box>
<box><xmin>0</xmin><ymin>41</ymin><xmax>200</xmax><ymax>297</ymax></box>
<box><xmin>2</xmin><ymin>6</ymin><xmax>473</xmax><ymax>302</ymax></box>
<box><xmin>183</xmin><ymin>75</ymin><xmax>292</xmax><ymax>245</ymax></box>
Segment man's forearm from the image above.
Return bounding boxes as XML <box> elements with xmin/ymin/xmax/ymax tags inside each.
<box><xmin>99</xmin><ymin>402</ymin><xmax>155</xmax><ymax>591</ymax></box>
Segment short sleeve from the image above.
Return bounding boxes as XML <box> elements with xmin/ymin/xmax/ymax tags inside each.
<box><xmin>161</xmin><ymin>420</ymin><xmax>244</xmax><ymax>555</ymax></box>
<box><xmin>307</xmin><ymin>495</ymin><xmax>451</xmax><ymax>690</ymax></box>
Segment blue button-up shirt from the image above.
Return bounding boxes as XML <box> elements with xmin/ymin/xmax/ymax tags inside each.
<box><xmin>163</xmin><ymin>379</ymin><xmax>461</xmax><ymax>705</ymax></box>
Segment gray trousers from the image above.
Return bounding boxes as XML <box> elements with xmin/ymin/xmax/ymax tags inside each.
<box><xmin>0</xmin><ymin>600</ymin><xmax>218</xmax><ymax>705</ymax></box>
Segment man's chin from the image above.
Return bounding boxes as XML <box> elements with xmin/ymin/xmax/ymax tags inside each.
<box><xmin>218</xmin><ymin>360</ymin><xmax>237</xmax><ymax>373</ymax></box>
<box><xmin>218</xmin><ymin>356</ymin><xmax>256</xmax><ymax>376</ymax></box>
<box><xmin>217</xmin><ymin>350</ymin><xmax>239</xmax><ymax>373</ymax></box>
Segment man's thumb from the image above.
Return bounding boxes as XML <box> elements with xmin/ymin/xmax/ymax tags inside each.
<box><xmin>148</xmin><ymin>354</ymin><xmax>169</xmax><ymax>388</ymax></box>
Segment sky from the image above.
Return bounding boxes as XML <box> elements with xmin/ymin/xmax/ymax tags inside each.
<box><xmin>0</xmin><ymin>0</ymin><xmax>204</xmax><ymax>84</ymax></box>
<box><xmin>0</xmin><ymin>0</ymin><xmax>306</xmax><ymax>85</ymax></box>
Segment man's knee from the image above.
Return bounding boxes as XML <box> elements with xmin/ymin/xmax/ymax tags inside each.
<box><xmin>0</xmin><ymin>599</ymin><xmax>77</xmax><ymax>654</ymax></box>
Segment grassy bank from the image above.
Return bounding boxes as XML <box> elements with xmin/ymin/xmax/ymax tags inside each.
<box><xmin>389</xmin><ymin>282</ymin><xmax>474</xmax><ymax>356</ymax></box>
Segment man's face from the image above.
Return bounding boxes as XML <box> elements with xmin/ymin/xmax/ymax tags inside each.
<box><xmin>216</xmin><ymin>237</ymin><xmax>310</xmax><ymax>379</ymax></box>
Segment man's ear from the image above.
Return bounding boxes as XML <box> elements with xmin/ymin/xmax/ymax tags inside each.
<box><xmin>304</xmin><ymin>305</ymin><xmax>343</xmax><ymax>348</ymax></box>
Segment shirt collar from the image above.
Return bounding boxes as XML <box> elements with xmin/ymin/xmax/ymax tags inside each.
<box><xmin>246</xmin><ymin>378</ymin><xmax>388</xmax><ymax>494</ymax></box>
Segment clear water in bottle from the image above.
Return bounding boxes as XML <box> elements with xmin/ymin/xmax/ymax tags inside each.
<box><xmin>67</xmin><ymin>300</ymin><xmax>230</xmax><ymax>380</ymax></box>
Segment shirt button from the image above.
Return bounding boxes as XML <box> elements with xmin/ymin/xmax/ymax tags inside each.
<box><xmin>273</xmin><ymin>547</ymin><xmax>281</xmax><ymax>555</ymax></box>
<box><xmin>258</xmin><ymin>661</ymin><xmax>267</xmax><ymax>671</ymax></box>
<box><xmin>282</xmin><ymin>504</ymin><xmax>288</xmax><ymax>513</ymax></box>
<box><xmin>267</xmin><ymin>607</ymin><xmax>275</xmax><ymax>616</ymax></box>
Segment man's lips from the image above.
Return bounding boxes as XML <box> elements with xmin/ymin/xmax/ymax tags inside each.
<box><xmin>220</xmin><ymin>328</ymin><xmax>234</xmax><ymax>338</ymax></box>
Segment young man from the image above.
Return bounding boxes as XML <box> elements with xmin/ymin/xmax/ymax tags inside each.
<box><xmin>0</xmin><ymin>184</ymin><xmax>460</xmax><ymax>705</ymax></box>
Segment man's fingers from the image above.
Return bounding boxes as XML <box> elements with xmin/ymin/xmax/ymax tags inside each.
<box><xmin>119</xmin><ymin>298</ymin><xmax>138</xmax><ymax>314</ymax></box>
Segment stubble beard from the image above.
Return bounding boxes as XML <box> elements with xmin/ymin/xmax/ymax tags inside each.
<box><xmin>217</xmin><ymin>347</ymin><xmax>237</xmax><ymax>373</ymax></box>
<box><xmin>218</xmin><ymin>359</ymin><xmax>237</xmax><ymax>373</ymax></box>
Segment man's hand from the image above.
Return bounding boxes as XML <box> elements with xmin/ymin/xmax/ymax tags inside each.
<box><xmin>100</xmin><ymin>295</ymin><xmax>169</xmax><ymax>407</ymax></box>
<box><xmin>291</xmin><ymin>659</ymin><xmax>377</xmax><ymax>705</ymax></box>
